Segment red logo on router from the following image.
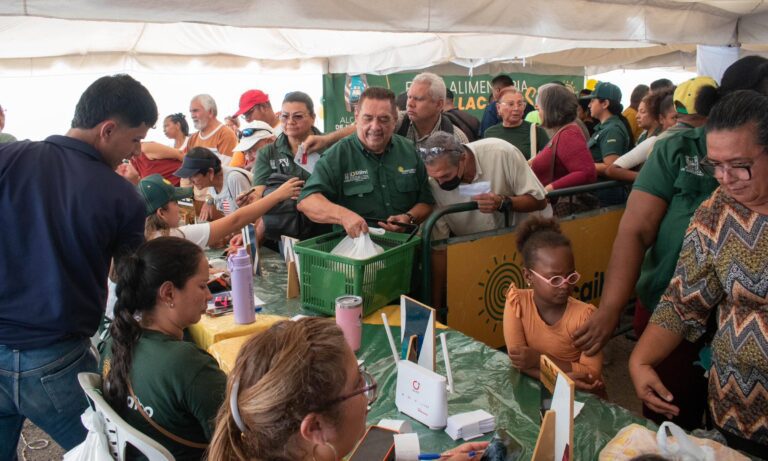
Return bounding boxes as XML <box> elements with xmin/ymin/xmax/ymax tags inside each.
<box><xmin>412</xmin><ymin>380</ymin><xmax>421</xmax><ymax>391</ymax></box>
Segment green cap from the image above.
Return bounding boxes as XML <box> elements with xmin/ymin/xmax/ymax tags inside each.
<box><xmin>137</xmin><ymin>174</ymin><xmax>193</xmax><ymax>216</ymax></box>
<box><xmin>581</xmin><ymin>81</ymin><xmax>622</xmax><ymax>103</ymax></box>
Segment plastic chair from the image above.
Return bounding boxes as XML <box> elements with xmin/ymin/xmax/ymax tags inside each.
<box><xmin>77</xmin><ymin>372</ymin><xmax>175</xmax><ymax>461</ymax></box>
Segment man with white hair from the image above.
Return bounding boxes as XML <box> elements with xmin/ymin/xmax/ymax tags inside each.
<box><xmin>186</xmin><ymin>94</ymin><xmax>239</xmax><ymax>220</ymax></box>
<box><xmin>188</xmin><ymin>94</ymin><xmax>238</xmax><ymax>160</ymax></box>
<box><xmin>302</xmin><ymin>72</ymin><xmax>467</xmax><ymax>151</ymax></box>
<box><xmin>398</xmin><ymin>72</ymin><xmax>468</xmax><ymax>148</ymax></box>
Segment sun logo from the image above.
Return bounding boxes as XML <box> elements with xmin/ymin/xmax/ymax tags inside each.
<box><xmin>476</xmin><ymin>253</ymin><xmax>525</xmax><ymax>332</ymax></box>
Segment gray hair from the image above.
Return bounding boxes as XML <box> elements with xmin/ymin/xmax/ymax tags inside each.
<box><xmin>192</xmin><ymin>94</ymin><xmax>217</xmax><ymax>117</ymax></box>
<box><xmin>537</xmin><ymin>83</ymin><xmax>577</xmax><ymax>129</ymax></box>
<box><xmin>412</xmin><ymin>72</ymin><xmax>447</xmax><ymax>103</ymax></box>
<box><xmin>419</xmin><ymin>132</ymin><xmax>463</xmax><ymax>166</ymax></box>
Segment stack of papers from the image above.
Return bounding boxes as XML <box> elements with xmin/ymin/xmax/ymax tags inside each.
<box><xmin>445</xmin><ymin>410</ymin><xmax>495</xmax><ymax>441</ymax></box>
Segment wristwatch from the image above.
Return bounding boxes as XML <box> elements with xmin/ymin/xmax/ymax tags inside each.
<box><xmin>205</xmin><ymin>196</ymin><xmax>215</xmax><ymax>206</ymax></box>
<box><xmin>405</xmin><ymin>212</ymin><xmax>416</xmax><ymax>224</ymax></box>
<box><xmin>497</xmin><ymin>195</ymin><xmax>512</xmax><ymax>212</ymax></box>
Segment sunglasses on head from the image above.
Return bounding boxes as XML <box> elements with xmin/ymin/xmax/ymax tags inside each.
<box><xmin>238</xmin><ymin>127</ymin><xmax>271</xmax><ymax>140</ymax></box>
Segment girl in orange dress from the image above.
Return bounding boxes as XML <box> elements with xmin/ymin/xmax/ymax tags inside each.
<box><xmin>503</xmin><ymin>217</ymin><xmax>605</xmax><ymax>394</ymax></box>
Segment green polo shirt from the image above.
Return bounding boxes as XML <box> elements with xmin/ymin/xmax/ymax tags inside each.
<box><xmin>588</xmin><ymin>115</ymin><xmax>630</xmax><ymax>162</ymax></box>
<box><xmin>298</xmin><ymin>134</ymin><xmax>434</xmax><ymax>219</ymax></box>
<box><xmin>483</xmin><ymin>121</ymin><xmax>549</xmax><ymax>160</ymax></box>
<box><xmin>632</xmin><ymin>126</ymin><xmax>718</xmax><ymax>312</ymax></box>
<box><xmin>100</xmin><ymin>329</ymin><xmax>227</xmax><ymax>461</ymax></box>
<box><xmin>252</xmin><ymin>127</ymin><xmax>323</xmax><ymax>186</ymax></box>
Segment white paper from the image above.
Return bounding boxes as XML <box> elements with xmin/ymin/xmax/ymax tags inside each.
<box><xmin>378</xmin><ymin>419</ymin><xmax>413</xmax><ymax>434</ymax></box>
<box><xmin>458</xmin><ymin>181</ymin><xmax>491</xmax><ymax>197</ymax></box>
<box><xmin>281</xmin><ymin>235</ymin><xmax>300</xmax><ymax>275</ymax></box>
<box><xmin>294</xmin><ymin>150</ymin><xmax>321</xmax><ymax>174</ymax></box>
<box><xmin>393</xmin><ymin>433</ymin><xmax>419</xmax><ymax>461</ymax></box>
<box><xmin>551</xmin><ymin>374</ymin><xmax>573</xmax><ymax>461</ymax></box>
<box><xmin>574</xmin><ymin>401</ymin><xmax>584</xmax><ymax>419</ymax></box>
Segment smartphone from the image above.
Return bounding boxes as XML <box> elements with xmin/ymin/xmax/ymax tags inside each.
<box><xmin>348</xmin><ymin>425</ymin><xmax>397</xmax><ymax>461</ymax></box>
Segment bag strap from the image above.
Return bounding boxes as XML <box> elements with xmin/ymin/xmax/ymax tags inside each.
<box><xmin>530</xmin><ymin>122</ymin><xmax>538</xmax><ymax>160</ymax></box>
<box><xmin>547</xmin><ymin>122</ymin><xmax>579</xmax><ymax>183</ymax></box>
<box><xmin>127</xmin><ymin>381</ymin><xmax>208</xmax><ymax>449</ymax></box>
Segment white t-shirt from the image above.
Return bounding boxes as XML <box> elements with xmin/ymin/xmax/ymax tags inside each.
<box><xmin>612</xmin><ymin>136</ymin><xmax>658</xmax><ymax>170</ymax></box>
<box><xmin>210</xmin><ymin>167</ymin><xmax>252</xmax><ymax>215</ymax></box>
<box><xmin>431</xmin><ymin>138</ymin><xmax>549</xmax><ymax>240</ymax></box>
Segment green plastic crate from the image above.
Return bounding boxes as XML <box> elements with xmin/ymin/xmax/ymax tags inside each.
<box><xmin>293</xmin><ymin>231</ymin><xmax>421</xmax><ymax>317</ymax></box>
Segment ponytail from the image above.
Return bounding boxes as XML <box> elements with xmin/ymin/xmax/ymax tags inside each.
<box><xmin>104</xmin><ymin>237</ymin><xmax>204</xmax><ymax>410</ymax></box>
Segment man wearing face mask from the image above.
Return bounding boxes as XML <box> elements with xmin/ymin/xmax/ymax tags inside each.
<box><xmin>422</xmin><ymin>132</ymin><xmax>549</xmax><ymax>309</ymax></box>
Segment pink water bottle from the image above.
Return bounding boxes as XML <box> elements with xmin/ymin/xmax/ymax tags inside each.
<box><xmin>228</xmin><ymin>248</ymin><xmax>255</xmax><ymax>324</ymax></box>
<box><xmin>335</xmin><ymin>295</ymin><xmax>363</xmax><ymax>352</ymax></box>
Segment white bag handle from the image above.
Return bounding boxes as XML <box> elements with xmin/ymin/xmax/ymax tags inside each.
<box><xmin>656</xmin><ymin>422</ymin><xmax>715</xmax><ymax>461</ymax></box>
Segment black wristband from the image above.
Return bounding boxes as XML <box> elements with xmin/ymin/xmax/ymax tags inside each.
<box><xmin>498</xmin><ymin>196</ymin><xmax>511</xmax><ymax>212</ymax></box>
<box><xmin>405</xmin><ymin>212</ymin><xmax>416</xmax><ymax>224</ymax></box>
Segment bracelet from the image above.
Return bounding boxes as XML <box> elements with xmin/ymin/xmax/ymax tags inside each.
<box><xmin>405</xmin><ymin>212</ymin><xmax>416</xmax><ymax>224</ymax></box>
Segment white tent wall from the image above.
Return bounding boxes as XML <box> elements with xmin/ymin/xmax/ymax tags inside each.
<box><xmin>1</xmin><ymin>0</ymin><xmax>768</xmax><ymax>141</ymax></box>
<box><xmin>0</xmin><ymin>55</ymin><xmax>324</xmax><ymax>142</ymax></box>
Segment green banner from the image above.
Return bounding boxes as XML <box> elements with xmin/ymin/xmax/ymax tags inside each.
<box><xmin>322</xmin><ymin>72</ymin><xmax>583</xmax><ymax>132</ymax></box>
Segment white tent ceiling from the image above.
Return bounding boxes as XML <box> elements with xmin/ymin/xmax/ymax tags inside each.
<box><xmin>0</xmin><ymin>0</ymin><xmax>766</xmax><ymax>74</ymax></box>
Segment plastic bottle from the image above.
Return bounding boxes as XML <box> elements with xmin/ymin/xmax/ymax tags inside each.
<box><xmin>228</xmin><ymin>248</ymin><xmax>255</xmax><ymax>324</ymax></box>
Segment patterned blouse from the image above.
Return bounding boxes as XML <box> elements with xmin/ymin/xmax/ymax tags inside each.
<box><xmin>651</xmin><ymin>187</ymin><xmax>768</xmax><ymax>445</ymax></box>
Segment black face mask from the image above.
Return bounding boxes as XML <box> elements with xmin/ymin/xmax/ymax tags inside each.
<box><xmin>439</xmin><ymin>174</ymin><xmax>462</xmax><ymax>191</ymax></box>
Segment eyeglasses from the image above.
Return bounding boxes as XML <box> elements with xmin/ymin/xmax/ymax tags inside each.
<box><xmin>279</xmin><ymin>112</ymin><xmax>308</xmax><ymax>122</ymax></box>
<box><xmin>237</xmin><ymin>127</ymin><xmax>271</xmax><ymax>140</ymax></box>
<box><xmin>699</xmin><ymin>158</ymin><xmax>753</xmax><ymax>181</ymax></box>
<box><xmin>324</xmin><ymin>367</ymin><xmax>378</xmax><ymax>408</ymax></box>
<box><xmin>498</xmin><ymin>101</ymin><xmax>526</xmax><ymax>108</ymax></box>
<box><xmin>529</xmin><ymin>268</ymin><xmax>581</xmax><ymax>287</ymax></box>
<box><xmin>240</xmin><ymin>105</ymin><xmax>260</xmax><ymax>121</ymax></box>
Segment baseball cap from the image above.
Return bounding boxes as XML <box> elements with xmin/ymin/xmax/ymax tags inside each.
<box><xmin>234</xmin><ymin>120</ymin><xmax>275</xmax><ymax>152</ymax></box>
<box><xmin>233</xmin><ymin>89</ymin><xmax>270</xmax><ymax>117</ymax></box>
<box><xmin>673</xmin><ymin>77</ymin><xmax>718</xmax><ymax>115</ymax></box>
<box><xmin>174</xmin><ymin>154</ymin><xmax>218</xmax><ymax>178</ymax></box>
<box><xmin>138</xmin><ymin>174</ymin><xmax>193</xmax><ymax>216</ymax></box>
<box><xmin>581</xmin><ymin>82</ymin><xmax>622</xmax><ymax>102</ymax></box>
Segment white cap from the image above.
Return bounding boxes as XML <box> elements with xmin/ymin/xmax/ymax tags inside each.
<box><xmin>234</xmin><ymin>120</ymin><xmax>275</xmax><ymax>152</ymax></box>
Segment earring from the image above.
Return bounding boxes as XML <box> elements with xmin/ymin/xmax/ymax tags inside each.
<box><xmin>168</xmin><ymin>302</ymin><xmax>174</xmax><ymax>308</ymax></box>
<box><xmin>312</xmin><ymin>442</ymin><xmax>338</xmax><ymax>461</ymax></box>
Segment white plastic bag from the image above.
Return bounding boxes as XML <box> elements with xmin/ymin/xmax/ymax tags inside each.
<box><xmin>599</xmin><ymin>423</ymin><xmax>749</xmax><ymax>461</ymax></box>
<box><xmin>657</xmin><ymin>422</ymin><xmax>715</xmax><ymax>461</ymax></box>
<box><xmin>331</xmin><ymin>233</ymin><xmax>384</xmax><ymax>260</ymax></box>
<box><xmin>63</xmin><ymin>408</ymin><xmax>114</xmax><ymax>461</ymax></box>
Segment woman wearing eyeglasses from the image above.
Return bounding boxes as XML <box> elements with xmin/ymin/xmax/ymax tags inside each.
<box><xmin>503</xmin><ymin>216</ymin><xmax>605</xmax><ymax>394</ymax></box>
<box><xmin>249</xmin><ymin>91</ymin><xmax>324</xmax><ymax>200</ymax></box>
<box><xmin>207</xmin><ymin>317</ymin><xmax>487</xmax><ymax>460</ymax></box>
<box><xmin>629</xmin><ymin>91</ymin><xmax>768</xmax><ymax>457</ymax></box>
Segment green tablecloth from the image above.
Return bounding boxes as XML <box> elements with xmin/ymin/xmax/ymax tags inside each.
<box><xmin>209</xmin><ymin>248</ymin><xmax>653</xmax><ymax>458</ymax></box>
<box><xmin>358</xmin><ymin>324</ymin><xmax>653</xmax><ymax>459</ymax></box>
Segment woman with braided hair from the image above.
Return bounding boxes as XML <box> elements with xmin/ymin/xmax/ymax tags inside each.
<box><xmin>101</xmin><ymin>237</ymin><xmax>226</xmax><ymax>460</ymax></box>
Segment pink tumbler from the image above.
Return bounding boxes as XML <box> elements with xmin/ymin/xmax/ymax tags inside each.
<box><xmin>335</xmin><ymin>295</ymin><xmax>363</xmax><ymax>352</ymax></box>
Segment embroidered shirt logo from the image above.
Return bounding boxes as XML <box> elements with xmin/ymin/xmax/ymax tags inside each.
<box><xmin>344</xmin><ymin>170</ymin><xmax>369</xmax><ymax>182</ymax></box>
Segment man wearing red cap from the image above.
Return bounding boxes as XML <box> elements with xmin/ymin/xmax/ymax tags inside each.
<box><xmin>233</xmin><ymin>89</ymin><xmax>282</xmax><ymax>136</ymax></box>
